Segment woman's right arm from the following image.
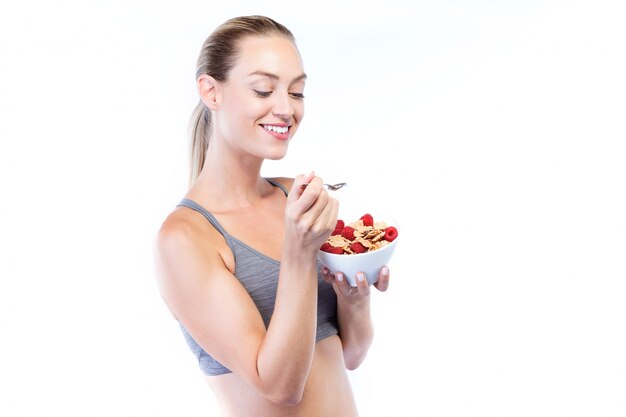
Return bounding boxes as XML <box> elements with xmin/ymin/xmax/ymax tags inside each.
<box><xmin>154</xmin><ymin>175</ymin><xmax>337</xmax><ymax>405</ymax></box>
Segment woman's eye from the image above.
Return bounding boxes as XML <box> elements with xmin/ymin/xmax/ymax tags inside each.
<box><xmin>290</xmin><ymin>92</ymin><xmax>305</xmax><ymax>99</ymax></box>
<box><xmin>254</xmin><ymin>90</ymin><xmax>272</xmax><ymax>98</ymax></box>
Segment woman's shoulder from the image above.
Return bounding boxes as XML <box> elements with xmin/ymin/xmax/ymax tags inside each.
<box><xmin>156</xmin><ymin>208</ymin><xmax>200</xmax><ymax>254</ymax></box>
<box><xmin>156</xmin><ymin>203</ymin><xmax>222</xmax><ymax>258</ymax></box>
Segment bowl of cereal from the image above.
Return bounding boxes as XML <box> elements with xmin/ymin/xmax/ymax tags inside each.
<box><xmin>318</xmin><ymin>213</ymin><xmax>399</xmax><ymax>286</ymax></box>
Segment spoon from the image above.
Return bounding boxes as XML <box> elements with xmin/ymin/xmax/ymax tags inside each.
<box><xmin>300</xmin><ymin>182</ymin><xmax>347</xmax><ymax>191</ymax></box>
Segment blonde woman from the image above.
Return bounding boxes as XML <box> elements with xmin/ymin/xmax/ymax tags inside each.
<box><xmin>155</xmin><ymin>15</ymin><xmax>391</xmax><ymax>417</ymax></box>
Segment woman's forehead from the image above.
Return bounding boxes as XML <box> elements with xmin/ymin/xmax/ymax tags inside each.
<box><xmin>231</xmin><ymin>36</ymin><xmax>304</xmax><ymax>80</ymax></box>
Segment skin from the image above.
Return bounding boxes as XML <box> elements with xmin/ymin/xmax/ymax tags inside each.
<box><xmin>155</xmin><ymin>34</ymin><xmax>390</xmax><ymax>417</ymax></box>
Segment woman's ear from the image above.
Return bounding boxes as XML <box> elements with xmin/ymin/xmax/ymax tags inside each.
<box><xmin>198</xmin><ymin>74</ymin><xmax>221</xmax><ymax>111</ymax></box>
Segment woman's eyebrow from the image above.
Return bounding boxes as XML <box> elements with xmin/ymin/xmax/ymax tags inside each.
<box><xmin>247</xmin><ymin>70</ymin><xmax>307</xmax><ymax>83</ymax></box>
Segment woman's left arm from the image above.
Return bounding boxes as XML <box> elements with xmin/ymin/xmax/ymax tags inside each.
<box><xmin>322</xmin><ymin>266</ymin><xmax>390</xmax><ymax>370</ymax></box>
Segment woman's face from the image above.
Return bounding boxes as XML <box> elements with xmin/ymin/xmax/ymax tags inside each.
<box><xmin>215</xmin><ymin>35</ymin><xmax>306</xmax><ymax>160</ymax></box>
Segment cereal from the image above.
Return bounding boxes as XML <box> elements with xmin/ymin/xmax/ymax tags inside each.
<box><xmin>320</xmin><ymin>214</ymin><xmax>398</xmax><ymax>255</ymax></box>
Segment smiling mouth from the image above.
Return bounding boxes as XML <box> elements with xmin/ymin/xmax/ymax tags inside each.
<box><xmin>261</xmin><ymin>124</ymin><xmax>289</xmax><ymax>134</ymax></box>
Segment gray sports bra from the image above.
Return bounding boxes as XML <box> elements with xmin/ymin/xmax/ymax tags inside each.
<box><xmin>176</xmin><ymin>179</ymin><xmax>338</xmax><ymax>376</ymax></box>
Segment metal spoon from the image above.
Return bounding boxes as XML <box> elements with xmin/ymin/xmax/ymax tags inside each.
<box><xmin>300</xmin><ymin>182</ymin><xmax>347</xmax><ymax>191</ymax></box>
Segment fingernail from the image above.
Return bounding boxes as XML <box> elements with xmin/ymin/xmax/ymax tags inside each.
<box><xmin>357</xmin><ymin>273</ymin><xmax>365</xmax><ymax>282</ymax></box>
<box><xmin>322</xmin><ymin>267</ymin><xmax>328</xmax><ymax>275</ymax></box>
<box><xmin>382</xmin><ymin>266</ymin><xmax>389</xmax><ymax>276</ymax></box>
<box><xmin>337</xmin><ymin>273</ymin><xmax>343</xmax><ymax>282</ymax></box>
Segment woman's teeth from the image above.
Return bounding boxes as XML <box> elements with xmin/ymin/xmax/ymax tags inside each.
<box><xmin>263</xmin><ymin>125</ymin><xmax>288</xmax><ymax>134</ymax></box>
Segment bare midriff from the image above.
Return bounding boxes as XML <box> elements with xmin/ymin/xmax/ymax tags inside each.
<box><xmin>205</xmin><ymin>335</ymin><xmax>359</xmax><ymax>417</ymax></box>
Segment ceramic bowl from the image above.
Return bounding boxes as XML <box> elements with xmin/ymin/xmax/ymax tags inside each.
<box><xmin>317</xmin><ymin>217</ymin><xmax>399</xmax><ymax>287</ymax></box>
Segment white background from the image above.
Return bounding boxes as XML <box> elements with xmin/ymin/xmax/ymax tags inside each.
<box><xmin>1</xmin><ymin>0</ymin><xmax>625</xmax><ymax>416</ymax></box>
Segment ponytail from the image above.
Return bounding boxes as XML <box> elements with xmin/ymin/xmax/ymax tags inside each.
<box><xmin>189</xmin><ymin>100</ymin><xmax>210</xmax><ymax>185</ymax></box>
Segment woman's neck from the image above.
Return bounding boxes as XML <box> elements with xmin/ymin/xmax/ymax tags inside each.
<box><xmin>188</xmin><ymin>151</ymin><xmax>273</xmax><ymax>211</ymax></box>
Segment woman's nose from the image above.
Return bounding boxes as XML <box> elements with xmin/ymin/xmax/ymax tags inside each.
<box><xmin>272</xmin><ymin>92</ymin><xmax>295</xmax><ymax>120</ymax></box>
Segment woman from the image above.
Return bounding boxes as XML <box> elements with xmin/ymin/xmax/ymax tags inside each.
<box><xmin>155</xmin><ymin>15</ymin><xmax>391</xmax><ymax>417</ymax></box>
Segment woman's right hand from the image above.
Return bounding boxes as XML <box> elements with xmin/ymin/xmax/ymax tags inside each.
<box><xmin>284</xmin><ymin>171</ymin><xmax>339</xmax><ymax>254</ymax></box>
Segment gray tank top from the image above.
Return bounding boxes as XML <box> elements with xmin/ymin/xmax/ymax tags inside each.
<box><xmin>176</xmin><ymin>179</ymin><xmax>338</xmax><ymax>376</ymax></box>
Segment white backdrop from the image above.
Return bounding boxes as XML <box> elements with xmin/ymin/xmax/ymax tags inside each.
<box><xmin>1</xmin><ymin>1</ymin><xmax>625</xmax><ymax>416</ymax></box>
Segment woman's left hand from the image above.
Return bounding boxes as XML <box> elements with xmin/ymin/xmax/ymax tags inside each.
<box><xmin>321</xmin><ymin>266</ymin><xmax>390</xmax><ymax>304</ymax></box>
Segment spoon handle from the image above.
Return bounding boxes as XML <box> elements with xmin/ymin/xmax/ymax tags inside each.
<box><xmin>300</xmin><ymin>182</ymin><xmax>347</xmax><ymax>191</ymax></box>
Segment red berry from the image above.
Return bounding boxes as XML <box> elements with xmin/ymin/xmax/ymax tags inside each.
<box><xmin>360</xmin><ymin>213</ymin><xmax>374</xmax><ymax>227</ymax></box>
<box><xmin>350</xmin><ymin>241</ymin><xmax>367</xmax><ymax>254</ymax></box>
<box><xmin>329</xmin><ymin>246</ymin><xmax>343</xmax><ymax>254</ymax></box>
<box><xmin>341</xmin><ymin>226</ymin><xmax>355</xmax><ymax>240</ymax></box>
<box><xmin>332</xmin><ymin>219</ymin><xmax>345</xmax><ymax>236</ymax></box>
<box><xmin>383</xmin><ymin>226</ymin><xmax>398</xmax><ymax>242</ymax></box>
<box><xmin>320</xmin><ymin>242</ymin><xmax>343</xmax><ymax>254</ymax></box>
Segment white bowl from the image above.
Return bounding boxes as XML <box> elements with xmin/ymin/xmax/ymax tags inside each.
<box><xmin>317</xmin><ymin>228</ymin><xmax>399</xmax><ymax>287</ymax></box>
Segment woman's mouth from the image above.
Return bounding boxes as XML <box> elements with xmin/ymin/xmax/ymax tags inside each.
<box><xmin>262</xmin><ymin>124</ymin><xmax>289</xmax><ymax>134</ymax></box>
<box><xmin>261</xmin><ymin>124</ymin><xmax>290</xmax><ymax>140</ymax></box>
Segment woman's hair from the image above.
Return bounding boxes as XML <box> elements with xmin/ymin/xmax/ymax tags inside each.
<box><xmin>189</xmin><ymin>15</ymin><xmax>296</xmax><ymax>183</ymax></box>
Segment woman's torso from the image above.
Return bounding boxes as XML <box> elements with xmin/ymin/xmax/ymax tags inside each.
<box><xmin>179</xmin><ymin>178</ymin><xmax>358</xmax><ymax>416</ymax></box>
<box><xmin>207</xmin><ymin>335</ymin><xmax>358</xmax><ymax>417</ymax></box>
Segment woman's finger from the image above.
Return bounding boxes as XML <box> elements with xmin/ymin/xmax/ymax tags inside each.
<box><xmin>288</xmin><ymin>171</ymin><xmax>316</xmax><ymax>202</ymax></box>
<box><xmin>321</xmin><ymin>266</ymin><xmax>334</xmax><ymax>284</ymax></box>
<box><xmin>302</xmin><ymin>188</ymin><xmax>330</xmax><ymax>227</ymax></box>
<box><xmin>335</xmin><ymin>272</ymin><xmax>353</xmax><ymax>296</ymax></box>
<box><xmin>373</xmin><ymin>266</ymin><xmax>390</xmax><ymax>292</ymax></box>
<box><xmin>355</xmin><ymin>272</ymin><xmax>371</xmax><ymax>297</ymax></box>
<box><xmin>314</xmin><ymin>197</ymin><xmax>339</xmax><ymax>237</ymax></box>
<box><xmin>287</xmin><ymin>174</ymin><xmax>323</xmax><ymax>219</ymax></box>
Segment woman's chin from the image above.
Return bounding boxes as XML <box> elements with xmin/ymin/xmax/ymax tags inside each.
<box><xmin>265</xmin><ymin>147</ymin><xmax>289</xmax><ymax>161</ymax></box>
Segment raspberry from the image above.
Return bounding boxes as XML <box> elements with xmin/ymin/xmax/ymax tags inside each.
<box><xmin>332</xmin><ymin>219</ymin><xmax>345</xmax><ymax>236</ymax></box>
<box><xmin>350</xmin><ymin>241</ymin><xmax>367</xmax><ymax>254</ymax></box>
<box><xmin>360</xmin><ymin>213</ymin><xmax>374</xmax><ymax>227</ymax></box>
<box><xmin>320</xmin><ymin>242</ymin><xmax>343</xmax><ymax>254</ymax></box>
<box><xmin>383</xmin><ymin>226</ymin><xmax>398</xmax><ymax>242</ymax></box>
<box><xmin>341</xmin><ymin>226</ymin><xmax>355</xmax><ymax>240</ymax></box>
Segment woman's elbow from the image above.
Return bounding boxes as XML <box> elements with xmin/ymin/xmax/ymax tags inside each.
<box><xmin>344</xmin><ymin>354</ymin><xmax>366</xmax><ymax>371</ymax></box>
<box><xmin>265</xmin><ymin>387</ymin><xmax>305</xmax><ymax>407</ymax></box>
<box><xmin>252</xmin><ymin>360</ymin><xmax>309</xmax><ymax>406</ymax></box>
<box><xmin>343</xmin><ymin>347</ymin><xmax>369</xmax><ymax>370</ymax></box>
<box><xmin>343</xmin><ymin>336</ymin><xmax>373</xmax><ymax>370</ymax></box>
